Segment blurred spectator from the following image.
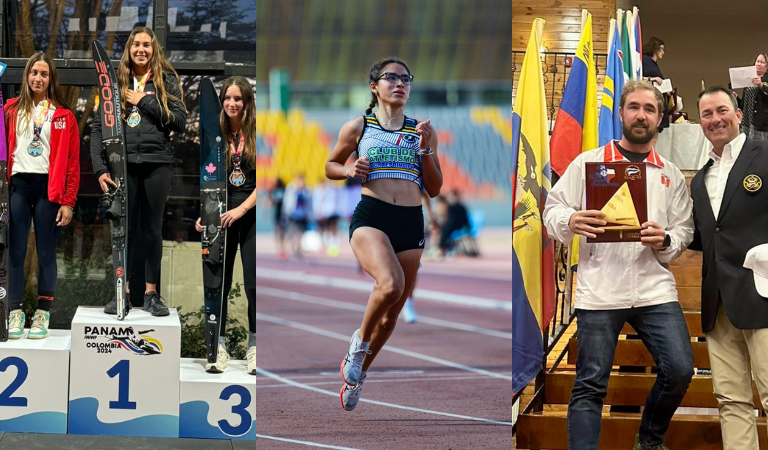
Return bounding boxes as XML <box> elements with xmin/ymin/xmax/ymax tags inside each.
<box><xmin>439</xmin><ymin>190</ymin><xmax>471</xmax><ymax>255</ymax></box>
<box><xmin>269</xmin><ymin>178</ymin><xmax>288</xmax><ymax>259</ymax></box>
<box><xmin>282</xmin><ymin>175</ymin><xmax>312</xmax><ymax>256</ymax></box>
<box><xmin>312</xmin><ymin>180</ymin><xmax>343</xmax><ymax>255</ymax></box>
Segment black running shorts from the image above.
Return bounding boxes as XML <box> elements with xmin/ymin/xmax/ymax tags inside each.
<box><xmin>349</xmin><ymin>194</ymin><xmax>425</xmax><ymax>253</ymax></box>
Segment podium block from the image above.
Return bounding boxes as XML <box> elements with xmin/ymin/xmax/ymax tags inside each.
<box><xmin>179</xmin><ymin>358</ymin><xmax>255</xmax><ymax>440</ymax></box>
<box><xmin>68</xmin><ymin>307</ymin><xmax>181</xmax><ymax>437</ymax></box>
<box><xmin>0</xmin><ymin>330</ymin><xmax>70</xmax><ymax>434</ymax></box>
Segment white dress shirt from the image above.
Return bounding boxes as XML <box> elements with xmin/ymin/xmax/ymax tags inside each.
<box><xmin>543</xmin><ymin>141</ymin><xmax>694</xmax><ymax>310</ymax></box>
<box><xmin>704</xmin><ymin>133</ymin><xmax>746</xmax><ymax>218</ymax></box>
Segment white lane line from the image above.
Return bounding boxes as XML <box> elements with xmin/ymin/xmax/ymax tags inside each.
<box><xmin>256</xmin><ymin>313</ymin><xmax>512</xmax><ymax>381</ymax></box>
<box><xmin>256</xmin><ymin>267</ymin><xmax>512</xmax><ymax>312</ymax></box>
<box><xmin>256</xmin><ymin>286</ymin><xmax>512</xmax><ymax>339</ymax></box>
<box><xmin>256</xmin><ymin>366</ymin><xmax>513</xmax><ymax>426</ymax></box>
<box><xmin>257</xmin><ymin>374</ymin><xmax>508</xmax><ymax>389</ymax></box>
<box><xmin>256</xmin><ymin>434</ymin><xmax>363</xmax><ymax>449</ymax></box>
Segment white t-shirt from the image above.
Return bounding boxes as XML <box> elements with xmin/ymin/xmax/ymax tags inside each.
<box><xmin>13</xmin><ymin>101</ymin><xmax>56</xmax><ymax>176</ymax></box>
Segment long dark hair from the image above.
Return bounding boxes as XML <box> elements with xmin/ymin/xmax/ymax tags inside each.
<box><xmin>7</xmin><ymin>53</ymin><xmax>71</xmax><ymax>129</ymax></box>
<box><xmin>118</xmin><ymin>27</ymin><xmax>186</xmax><ymax>123</ymax></box>
<box><xmin>219</xmin><ymin>76</ymin><xmax>255</xmax><ymax>169</ymax></box>
<box><xmin>365</xmin><ymin>57</ymin><xmax>411</xmax><ymax>115</ymax></box>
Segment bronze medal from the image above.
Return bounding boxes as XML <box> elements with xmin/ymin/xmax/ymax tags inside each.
<box><xmin>229</xmin><ymin>169</ymin><xmax>245</xmax><ymax>187</ymax></box>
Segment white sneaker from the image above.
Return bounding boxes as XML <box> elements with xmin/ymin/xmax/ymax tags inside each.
<box><xmin>340</xmin><ymin>329</ymin><xmax>370</xmax><ymax>386</ymax></box>
<box><xmin>27</xmin><ymin>310</ymin><xmax>50</xmax><ymax>339</ymax></box>
<box><xmin>402</xmin><ymin>298</ymin><xmax>418</xmax><ymax>323</ymax></box>
<box><xmin>246</xmin><ymin>346</ymin><xmax>256</xmax><ymax>375</ymax></box>
<box><xmin>205</xmin><ymin>344</ymin><xmax>229</xmax><ymax>373</ymax></box>
<box><xmin>340</xmin><ymin>372</ymin><xmax>367</xmax><ymax>411</ymax></box>
<box><xmin>8</xmin><ymin>309</ymin><xmax>24</xmax><ymax>339</ymax></box>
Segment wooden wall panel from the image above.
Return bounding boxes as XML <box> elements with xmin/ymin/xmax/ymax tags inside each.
<box><xmin>513</xmin><ymin>0</ymin><xmax>616</xmax><ymax>124</ymax></box>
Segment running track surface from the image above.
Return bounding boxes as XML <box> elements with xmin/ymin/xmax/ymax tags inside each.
<box><xmin>256</xmin><ymin>228</ymin><xmax>513</xmax><ymax>449</ymax></box>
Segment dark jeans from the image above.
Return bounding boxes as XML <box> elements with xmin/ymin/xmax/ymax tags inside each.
<box><xmin>567</xmin><ymin>302</ymin><xmax>694</xmax><ymax>450</ymax></box>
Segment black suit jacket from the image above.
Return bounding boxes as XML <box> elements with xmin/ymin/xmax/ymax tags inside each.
<box><xmin>690</xmin><ymin>138</ymin><xmax>768</xmax><ymax>332</ymax></box>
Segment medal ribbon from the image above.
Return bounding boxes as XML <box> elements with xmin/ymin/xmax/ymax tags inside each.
<box><xmin>32</xmin><ymin>100</ymin><xmax>51</xmax><ymax>141</ymax></box>
<box><xmin>231</xmin><ymin>133</ymin><xmax>243</xmax><ymax>170</ymax></box>
<box><xmin>130</xmin><ymin>68</ymin><xmax>152</xmax><ymax>113</ymax></box>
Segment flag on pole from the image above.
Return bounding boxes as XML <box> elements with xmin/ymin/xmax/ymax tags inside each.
<box><xmin>621</xmin><ymin>11</ymin><xmax>634</xmax><ymax>80</ymax></box>
<box><xmin>550</xmin><ymin>11</ymin><xmax>598</xmax><ymax>177</ymax></box>
<box><xmin>634</xmin><ymin>7</ymin><xmax>643</xmax><ymax>80</ymax></box>
<box><xmin>512</xmin><ymin>18</ymin><xmax>555</xmax><ymax>396</ymax></box>
<box><xmin>599</xmin><ymin>19</ymin><xmax>624</xmax><ymax>146</ymax></box>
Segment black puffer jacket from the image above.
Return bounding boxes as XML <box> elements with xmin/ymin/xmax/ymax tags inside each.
<box><xmin>90</xmin><ymin>73</ymin><xmax>187</xmax><ymax>177</ymax></box>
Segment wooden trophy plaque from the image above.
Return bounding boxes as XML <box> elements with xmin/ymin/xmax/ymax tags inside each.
<box><xmin>585</xmin><ymin>162</ymin><xmax>648</xmax><ymax>243</ymax></box>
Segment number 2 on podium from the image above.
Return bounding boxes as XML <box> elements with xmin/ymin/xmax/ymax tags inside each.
<box><xmin>0</xmin><ymin>357</ymin><xmax>28</xmax><ymax>407</ymax></box>
<box><xmin>107</xmin><ymin>360</ymin><xmax>137</xmax><ymax>410</ymax></box>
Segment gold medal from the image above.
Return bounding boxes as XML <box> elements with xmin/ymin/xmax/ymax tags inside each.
<box><xmin>744</xmin><ymin>174</ymin><xmax>763</xmax><ymax>193</ymax></box>
<box><xmin>229</xmin><ymin>169</ymin><xmax>246</xmax><ymax>186</ymax></box>
<box><xmin>127</xmin><ymin>110</ymin><xmax>141</xmax><ymax>128</ymax></box>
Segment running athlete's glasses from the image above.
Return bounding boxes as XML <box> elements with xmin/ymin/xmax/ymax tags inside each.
<box><xmin>377</xmin><ymin>73</ymin><xmax>414</xmax><ymax>85</ymax></box>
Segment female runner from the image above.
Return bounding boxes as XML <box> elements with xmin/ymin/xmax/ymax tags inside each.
<box><xmin>325</xmin><ymin>57</ymin><xmax>442</xmax><ymax>411</ymax></box>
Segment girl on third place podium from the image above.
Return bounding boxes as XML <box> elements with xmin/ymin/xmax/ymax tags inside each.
<box><xmin>91</xmin><ymin>27</ymin><xmax>187</xmax><ymax>317</ymax></box>
<box><xmin>5</xmin><ymin>53</ymin><xmax>80</xmax><ymax>339</ymax></box>
<box><xmin>195</xmin><ymin>76</ymin><xmax>256</xmax><ymax>375</ymax></box>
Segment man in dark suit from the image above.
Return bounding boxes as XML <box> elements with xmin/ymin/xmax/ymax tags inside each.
<box><xmin>690</xmin><ymin>86</ymin><xmax>768</xmax><ymax>449</ymax></box>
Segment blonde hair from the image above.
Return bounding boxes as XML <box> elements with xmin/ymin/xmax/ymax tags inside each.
<box><xmin>6</xmin><ymin>53</ymin><xmax>71</xmax><ymax>130</ymax></box>
<box><xmin>219</xmin><ymin>76</ymin><xmax>255</xmax><ymax>169</ymax></box>
<box><xmin>117</xmin><ymin>27</ymin><xmax>186</xmax><ymax>123</ymax></box>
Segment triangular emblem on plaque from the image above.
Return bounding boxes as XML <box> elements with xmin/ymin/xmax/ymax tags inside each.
<box><xmin>600</xmin><ymin>182</ymin><xmax>640</xmax><ymax>227</ymax></box>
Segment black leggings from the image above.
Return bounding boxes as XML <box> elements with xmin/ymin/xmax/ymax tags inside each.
<box><xmin>9</xmin><ymin>174</ymin><xmax>62</xmax><ymax>309</ymax></box>
<box><xmin>126</xmin><ymin>163</ymin><xmax>172</xmax><ymax>285</ymax></box>
<box><xmin>219</xmin><ymin>194</ymin><xmax>256</xmax><ymax>335</ymax></box>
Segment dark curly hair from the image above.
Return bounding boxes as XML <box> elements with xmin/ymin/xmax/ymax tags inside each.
<box><xmin>366</xmin><ymin>57</ymin><xmax>411</xmax><ymax>115</ymax></box>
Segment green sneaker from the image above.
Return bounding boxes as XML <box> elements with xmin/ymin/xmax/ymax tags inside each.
<box><xmin>27</xmin><ymin>310</ymin><xmax>49</xmax><ymax>339</ymax></box>
<box><xmin>8</xmin><ymin>309</ymin><xmax>24</xmax><ymax>339</ymax></box>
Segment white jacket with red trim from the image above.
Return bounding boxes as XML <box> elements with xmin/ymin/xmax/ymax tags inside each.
<box><xmin>543</xmin><ymin>141</ymin><xmax>694</xmax><ymax>310</ymax></box>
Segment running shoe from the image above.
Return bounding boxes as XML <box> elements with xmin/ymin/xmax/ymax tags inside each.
<box><xmin>340</xmin><ymin>329</ymin><xmax>370</xmax><ymax>385</ymax></box>
<box><xmin>206</xmin><ymin>344</ymin><xmax>229</xmax><ymax>373</ymax></box>
<box><xmin>8</xmin><ymin>309</ymin><xmax>24</xmax><ymax>339</ymax></box>
<box><xmin>340</xmin><ymin>372</ymin><xmax>367</xmax><ymax>411</ymax></box>
<box><xmin>246</xmin><ymin>346</ymin><xmax>256</xmax><ymax>375</ymax></box>
<box><xmin>402</xmin><ymin>298</ymin><xmax>418</xmax><ymax>323</ymax></box>
<box><xmin>27</xmin><ymin>310</ymin><xmax>50</xmax><ymax>339</ymax></box>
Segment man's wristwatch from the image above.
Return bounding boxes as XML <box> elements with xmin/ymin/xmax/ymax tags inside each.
<box><xmin>661</xmin><ymin>233</ymin><xmax>671</xmax><ymax>250</ymax></box>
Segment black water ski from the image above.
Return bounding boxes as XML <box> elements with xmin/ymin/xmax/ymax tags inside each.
<box><xmin>92</xmin><ymin>41</ymin><xmax>129</xmax><ymax>320</ymax></box>
<box><xmin>0</xmin><ymin>77</ymin><xmax>8</xmax><ymax>341</ymax></box>
<box><xmin>199</xmin><ymin>78</ymin><xmax>227</xmax><ymax>368</ymax></box>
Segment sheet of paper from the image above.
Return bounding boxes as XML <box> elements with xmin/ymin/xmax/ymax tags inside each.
<box><xmin>730</xmin><ymin>66</ymin><xmax>758</xmax><ymax>89</ymax></box>
<box><xmin>654</xmin><ymin>78</ymin><xmax>673</xmax><ymax>94</ymax></box>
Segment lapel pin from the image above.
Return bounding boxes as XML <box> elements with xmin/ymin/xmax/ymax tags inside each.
<box><xmin>744</xmin><ymin>174</ymin><xmax>763</xmax><ymax>193</ymax></box>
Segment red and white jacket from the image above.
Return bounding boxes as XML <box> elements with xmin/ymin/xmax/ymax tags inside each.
<box><xmin>4</xmin><ymin>98</ymin><xmax>80</xmax><ymax>208</ymax></box>
<box><xmin>543</xmin><ymin>141</ymin><xmax>694</xmax><ymax>310</ymax></box>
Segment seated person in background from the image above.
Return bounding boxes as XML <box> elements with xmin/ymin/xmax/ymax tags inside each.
<box><xmin>438</xmin><ymin>190</ymin><xmax>471</xmax><ymax>256</ymax></box>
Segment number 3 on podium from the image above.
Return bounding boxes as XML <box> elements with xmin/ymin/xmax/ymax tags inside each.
<box><xmin>0</xmin><ymin>357</ymin><xmax>28</xmax><ymax>407</ymax></box>
<box><xmin>218</xmin><ymin>385</ymin><xmax>252</xmax><ymax>436</ymax></box>
<box><xmin>107</xmin><ymin>360</ymin><xmax>137</xmax><ymax>410</ymax></box>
